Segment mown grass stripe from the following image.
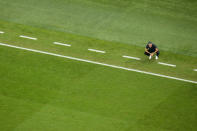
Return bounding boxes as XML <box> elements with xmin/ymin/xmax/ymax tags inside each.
<box><xmin>0</xmin><ymin>42</ymin><xmax>196</xmax><ymax>84</ymax></box>
<box><xmin>158</xmin><ymin>62</ymin><xmax>176</xmax><ymax>67</ymax></box>
<box><xmin>53</xmin><ymin>42</ymin><xmax>71</xmax><ymax>47</ymax></box>
<box><xmin>88</xmin><ymin>49</ymin><xmax>105</xmax><ymax>53</ymax></box>
<box><xmin>19</xmin><ymin>35</ymin><xmax>37</xmax><ymax>40</ymax></box>
<box><xmin>122</xmin><ymin>55</ymin><xmax>141</xmax><ymax>60</ymax></box>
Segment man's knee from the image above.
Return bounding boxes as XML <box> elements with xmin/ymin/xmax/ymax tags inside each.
<box><xmin>156</xmin><ymin>51</ymin><xmax>160</xmax><ymax>56</ymax></box>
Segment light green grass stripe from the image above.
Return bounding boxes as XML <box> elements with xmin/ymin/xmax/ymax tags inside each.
<box><xmin>0</xmin><ymin>42</ymin><xmax>197</xmax><ymax>84</ymax></box>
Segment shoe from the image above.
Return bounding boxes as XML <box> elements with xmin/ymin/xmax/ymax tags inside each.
<box><xmin>149</xmin><ymin>55</ymin><xmax>152</xmax><ymax>60</ymax></box>
<box><xmin>155</xmin><ymin>56</ymin><xmax>158</xmax><ymax>60</ymax></box>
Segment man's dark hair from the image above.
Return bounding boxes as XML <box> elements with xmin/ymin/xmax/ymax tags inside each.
<box><xmin>148</xmin><ymin>41</ymin><xmax>152</xmax><ymax>44</ymax></box>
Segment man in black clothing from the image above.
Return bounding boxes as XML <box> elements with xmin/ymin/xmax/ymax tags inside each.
<box><xmin>144</xmin><ymin>41</ymin><xmax>160</xmax><ymax>60</ymax></box>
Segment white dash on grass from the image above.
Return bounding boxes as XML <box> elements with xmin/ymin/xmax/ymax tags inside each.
<box><xmin>0</xmin><ymin>31</ymin><xmax>4</xmax><ymax>34</ymax></box>
<box><xmin>158</xmin><ymin>62</ymin><xmax>176</xmax><ymax>67</ymax></box>
<box><xmin>88</xmin><ymin>49</ymin><xmax>105</xmax><ymax>54</ymax></box>
<box><xmin>194</xmin><ymin>69</ymin><xmax>197</xmax><ymax>72</ymax></box>
<box><xmin>0</xmin><ymin>42</ymin><xmax>197</xmax><ymax>84</ymax></box>
<box><xmin>122</xmin><ymin>55</ymin><xmax>141</xmax><ymax>60</ymax></box>
<box><xmin>19</xmin><ymin>35</ymin><xmax>37</xmax><ymax>40</ymax></box>
<box><xmin>53</xmin><ymin>42</ymin><xmax>71</xmax><ymax>47</ymax></box>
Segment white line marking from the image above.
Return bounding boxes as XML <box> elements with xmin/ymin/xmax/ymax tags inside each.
<box><xmin>158</xmin><ymin>62</ymin><xmax>176</xmax><ymax>67</ymax></box>
<box><xmin>194</xmin><ymin>69</ymin><xmax>197</xmax><ymax>72</ymax></box>
<box><xmin>0</xmin><ymin>42</ymin><xmax>196</xmax><ymax>84</ymax></box>
<box><xmin>88</xmin><ymin>49</ymin><xmax>105</xmax><ymax>54</ymax></box>
<box><xmin>19</xmin><ymin>35</ymin><xmax>37</xmax><ymax>40</ymax></box>
<box><xmin>122</xmin><ymin>55</ymin><xmax>141</xmax><ymax>60</ymax></box>
<box><xmin>0</xmin><ymin>31</ymin><xmax>4</xmax><ymax>34</ymax></box>
<box><xmin>53</xmin><ymin>42</ymin><xmax>71</xmax><ymax>47</ymax></box>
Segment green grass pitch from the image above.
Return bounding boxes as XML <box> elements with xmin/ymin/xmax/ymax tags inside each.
<box><xmin>0</xmin><ymin>0</ymin><xmax>197</xmax><ymax>130</ymax></box>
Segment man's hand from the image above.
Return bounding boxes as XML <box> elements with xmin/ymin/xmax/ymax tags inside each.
<box><xmin>150</xmin><ymin>53</ymin><xmax>154</xmax><ymax>56</ymax></box>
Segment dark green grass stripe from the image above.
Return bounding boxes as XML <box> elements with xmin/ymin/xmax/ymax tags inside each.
<box><xmin>0</xmin><ymin>42</ymin><xmax>197</xmax><ymax>84</ymax></box>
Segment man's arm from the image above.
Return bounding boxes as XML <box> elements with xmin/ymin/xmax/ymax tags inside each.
<box><xmin>155</xmin><ymin>48</ymin><xmax>158</xmax><ymax>53</ymax></box>
<box><xmin>145</xmin><ymin>48</ymin><xmax>150</xmax><ymax>54</ymax></box>
<box><xmin>150</xmin><ymin>48</ymin><xmax>158</xmax><ymax>56</ymax></box>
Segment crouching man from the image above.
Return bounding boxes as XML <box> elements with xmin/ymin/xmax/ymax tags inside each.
<box><xmin>144</xmin><ymin>41</ymin><xmax>160</xmax><ymax>60</ymax></box>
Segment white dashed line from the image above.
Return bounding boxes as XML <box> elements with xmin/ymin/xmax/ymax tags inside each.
<box><xmin>0</xmin><ymin>31</ymin><xmax>4</xmax><ymax>34</ymax></box>
<box><xmin>88</xmin><ymin>49</ymin><xmax>105</xmax><ymax>54</ymax></box>
<box><xmin>19</xmin><ymin>35</ymin><xmax>37</xmax><ymax>40</ymax></box>
<box><xmin>0</xmin><ymin>42</ymin><xmax>196</xmax><ymax>84</ymax></box>
<box><xmin>53</xmin><ymin>42</ymin><xmax>71</xmax><ymax>47</ymax></box>
<box><xmin>158</xmin><ymin>62</ymin><xmax>176</xmax><ymax>67</ymax></box>
<box><xmin>122</xmin><ymin>55</ymin><xmax>141</xmax><ymax>60</ymax></box>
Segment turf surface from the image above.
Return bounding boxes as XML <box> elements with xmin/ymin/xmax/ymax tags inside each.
<box><xmin>0</xmin><ymin>0</ymin><xmax>197</xmax><ymax>56</ymax></box>
<box><xmin>0</xmin><ymin>0</ymin><xmax>197</xmax><ymax>130</ymax></box>
<box><xmin>0</xmin><ymin>46</ymin><xmax>196</xmax><ymax>131</ymax></box>
<box><xmin>0</xmin><ymin>21</ymin><xmax>196</xmax><ymax>81</ymax></box>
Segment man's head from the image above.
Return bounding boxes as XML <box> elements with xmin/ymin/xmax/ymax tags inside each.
<box><xmin>148</xmin><ymin>41</ymin><xmax>153</xmax><ymax>48</ymax></box>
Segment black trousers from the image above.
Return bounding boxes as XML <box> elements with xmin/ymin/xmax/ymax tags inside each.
<box><xmin>144</xmin><ymin>51</ymin><xmax>160</xmax><ymax>56</ymax></box>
